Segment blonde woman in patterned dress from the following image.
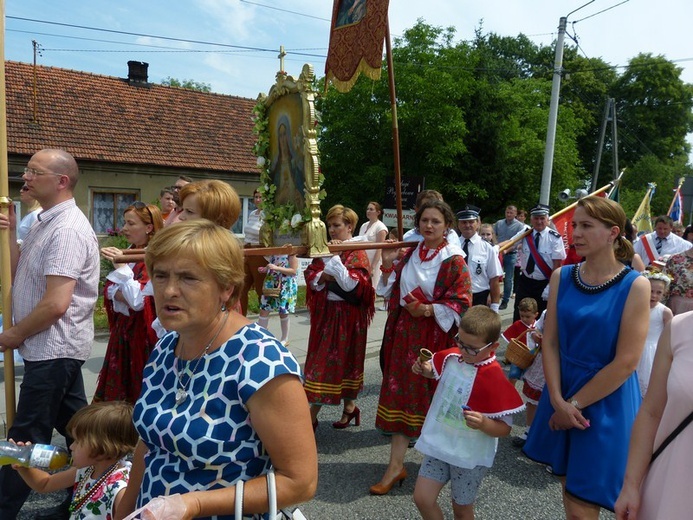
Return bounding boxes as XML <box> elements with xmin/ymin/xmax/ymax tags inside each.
<box><xmin>118</xmin><ymin>221</ymin><xmax>317</xmax><ymax>519</ymax></box>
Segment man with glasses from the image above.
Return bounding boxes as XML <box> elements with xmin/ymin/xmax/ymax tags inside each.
<box><xmin>164</xmin><ymin>176</ymin><xmax>192</xmax><ymax>226</ymax></box>
<box><xmin>0</xmin><ymin>149</ymin><xmax>100</xmax><ymax>519</ymax></box>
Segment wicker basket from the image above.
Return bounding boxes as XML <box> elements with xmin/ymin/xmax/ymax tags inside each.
<box><xmin>505</xmin><ymin>338</ymin><xmax>537</xmax><ymax>370</ymax></box>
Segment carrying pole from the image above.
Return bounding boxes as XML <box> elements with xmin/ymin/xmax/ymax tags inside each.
<box><xmin>384</xmin><ymin>20</ymin><xmax>403</xmax><ymax>239</ymax></box>
<box><xmin>0</xmin><ymin>0</ymin><xmax>17</xmax><ymax>427</ymax></box>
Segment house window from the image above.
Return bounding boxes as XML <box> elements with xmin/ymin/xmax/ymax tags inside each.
<box><xmin>92</xmin><ymin>190</ymin><xmax>138</xmax><ymax>234</ymax></box>
<box><xmin>232</xmin><ymin>196</ymin><xmax>260</xmax><ymax>236</ymax></box>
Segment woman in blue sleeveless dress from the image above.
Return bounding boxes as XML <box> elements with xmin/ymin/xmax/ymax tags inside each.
<box><xmin>523</xmin><ymin>196</ymin><xmax>650</xmax><ymax>518</ymax></box>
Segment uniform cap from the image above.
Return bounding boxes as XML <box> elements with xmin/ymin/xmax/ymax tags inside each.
<box><xmin>456</xmin><ymin>204</ymin><xmax>481</xmax><ymax>221</ymax></box>
<box><xmin>530</xmin><ymin>204</ymin><xmax>550</xmax><ymax>216</ymax></box>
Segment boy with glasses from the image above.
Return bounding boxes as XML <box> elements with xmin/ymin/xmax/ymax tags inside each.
<box><xmin>411</xmin><ymin>306</ymin><xmax>524</xmax><ymax>520</ymax></box>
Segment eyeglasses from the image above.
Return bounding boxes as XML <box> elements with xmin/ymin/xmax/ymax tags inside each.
<box><xmin>132</xmin><ymin>201</ymin><xmax>154</xmax><ymax>223</ymax></box>
<box><xmin>454</xmin><ymin>337</ymin><xmax>494</xmax><ymax>356</ymax></box>
<box><xmin>23</xmin><ymin>167</ymin><xmax>63</xmax><ymax>179</ymax></box>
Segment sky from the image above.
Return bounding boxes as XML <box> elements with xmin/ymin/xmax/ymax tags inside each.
<box><xmin>5</xmin><ymin>0</ymin><xmax>693</xmax><ymax>100</ymax></box>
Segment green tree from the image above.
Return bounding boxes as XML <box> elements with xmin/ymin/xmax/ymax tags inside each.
<box><xmin>613</xmin><ymin>54</ymin><xmax>693</xmax><ymax>165</ymax></box>
<box><xmin>316</xmin><ymin>22</ymin><xmax>693</xmax><ymax>223</ymax></box>
<box><xmin>161</xmin><ymin>76</ymin><xmax>212</xmax><ymax>92</ymax></box>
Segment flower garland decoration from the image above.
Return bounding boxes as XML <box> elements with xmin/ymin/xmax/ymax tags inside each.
<box><xmin>252</xmin><ymin>100</ymin><xmax>325</xmax><ymax>236</ymax></box>
<box><xmin>642</xmin><ymin>269</ymin><xmax>673</xmax><ymax>288</ymax></box>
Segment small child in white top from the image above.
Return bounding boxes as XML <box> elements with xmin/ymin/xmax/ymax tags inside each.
<box><xmin>412</xmin><ymin>306</ymin><xmax>524</xmax><ymax>519</ymax></box>
<box><xmin>637</xmin><ymin>271</ymin><xmax>673</xmax><ymax>396</ymax></box>
<box><xmin>13</xmin><ymin>401</ymin><xmax>138</xmax><ymax>520</ymax></box>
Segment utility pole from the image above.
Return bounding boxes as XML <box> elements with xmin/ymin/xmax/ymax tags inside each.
<box><xmin>539</xmin><ymin>1</ymin><xmax>595</xmax><ymax>205</ymax></box>
<box><xmin>591</xmin><ymin>98</ymin><xmax>610</xmax><ymax>190</ymax></box>
<box><xmin>610</xmin><ymin>99</ymin><xmax>619</xmax><ymax>182</ymax></box>
<box><xmin>539</xmin><ymin>16</ymin><xmax>567</xmax><ymax>206</ymax></box>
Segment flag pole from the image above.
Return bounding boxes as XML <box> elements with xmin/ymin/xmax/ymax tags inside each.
<box><xmin>498</xmin><ymin>181</ymin><xmax>617</xmax><ymax>254</ymax></box>
<box><xmin>606</xmin><ymin>168</ymin><xmax>626</xmax><ymax>199</ymax></box>
<box><xmin>384</xmin><ymin>19</ymin><xmax>403</xmax><ymax>240</ymax></box>
<box><xmin>666</xmin><ymin>177</ymin><xmax>684</xmax><ymax>216</ymax></box>
<box><xmin>0</xmin><ymin>0</ymin><xmax>18</xmax><ymax>428</ymax></box>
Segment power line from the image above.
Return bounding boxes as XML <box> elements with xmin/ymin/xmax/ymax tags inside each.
<box><xmin>8</xmin><ymin>15</ymin><xmax>277</xmax><ymax>53</ymax></box>
<box><xmin>239</xmin><ymin>0</ymin><xmax>331</xmax><ymax>22</ymax></box>
<box><xmin>573</xmin><ymin>0</ymin><xmax>631</xmax><ymax>24</ymax></box>
<box><xmin>8</xmin><ymin>28</ymin><xmax>198</xmax><ymax>50</ymax></box>
<box><xmin>7</xmin><ymin>16</ymin><xmax>326</xmax><ymax>58</ymax></box>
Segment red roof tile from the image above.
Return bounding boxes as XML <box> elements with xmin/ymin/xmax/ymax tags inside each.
<box><xmin>5</xmin><ymin>61</ymin><xmax>258</xmax><ymax>174</ymax></box>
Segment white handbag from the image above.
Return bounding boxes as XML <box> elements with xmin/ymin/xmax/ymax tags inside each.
<box><xmin>234</xmin><ymin>468</ymin><xmax>308</xmax><ymax>520</ymax></box>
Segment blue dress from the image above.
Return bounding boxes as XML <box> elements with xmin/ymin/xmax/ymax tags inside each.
<box><xmin>523</xmin><ymin>265</ymin><xmax>642</xmax><ymax>511</ymax></box>
<box><xmin>133</xmin><ymin>324</ymin><xmax>301</xmax><ymax>520</ymax></box>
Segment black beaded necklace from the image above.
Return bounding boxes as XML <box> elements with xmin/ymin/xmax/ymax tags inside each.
<box><xmin>571</xmin><ymin>263</ymin><xmax>629</xmax><ymax>294</ymax></box>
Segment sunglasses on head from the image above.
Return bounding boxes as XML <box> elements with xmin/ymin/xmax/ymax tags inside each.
<box><xmin>132</xmin><ymin>201</ymin><xmax>154</xmax><ymax>223</ymax></box>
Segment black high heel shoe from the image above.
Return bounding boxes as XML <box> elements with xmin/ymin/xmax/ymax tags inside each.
<box><xmin>332</xmin><ymin>406</ymin><xmax>361</xmax><ymax>429</ymax></box>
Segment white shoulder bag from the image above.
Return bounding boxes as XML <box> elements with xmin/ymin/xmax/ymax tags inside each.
<box><xmin>234</xmin><ymin>468</ymin><xmax>308</xmax><ymax>520</ymax></box>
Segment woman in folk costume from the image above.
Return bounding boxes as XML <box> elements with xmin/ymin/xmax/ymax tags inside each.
<box><xmin>370</xmin><ymin>199</ymin><xmax>472</xmax><ymax>495</ymax></box>
<box><xmin>96</xmin><ymin>203</ymin><xmax>164</xmax><ymax>404</ymax></box>
<box><xmin>304</xmin><ymin>205</ymin><xmax>376</xmax><ymax>430</ymax></box>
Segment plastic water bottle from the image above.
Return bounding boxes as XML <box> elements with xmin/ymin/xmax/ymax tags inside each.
<box><xmin>0</xmin><ymin>441</ymin><xmax>70</xmax><ymax>470</ymax></box>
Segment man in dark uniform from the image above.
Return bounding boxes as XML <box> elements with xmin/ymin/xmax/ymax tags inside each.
<box><xmin>510</xmin><ymin>204</ymin><xmax>566</xmax><ymax>321</ymax></box>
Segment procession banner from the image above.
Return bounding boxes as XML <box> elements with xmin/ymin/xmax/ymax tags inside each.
<box><xmin>632</xmin><ymin>183</ymin><xmax>655</xmax><ymax>235</ymax></box>
<box><xmin>667</xmin><ymin>179</ymin><xmax>684</xmax><ymax>224</ymax></box>
<box><xmin>324</xmin><ymin>0</ymin><xmax>390</xmax><ymax>92</ymax></box>
<box><xmin>551</xmin><ymin>191</ymin><xmax>607</xmax><ymax>256</ymax></box>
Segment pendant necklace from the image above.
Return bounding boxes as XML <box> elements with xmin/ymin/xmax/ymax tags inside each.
<box><xmin>175</xmin><ymin>310</ymin><xmax>230</xmax><ymax>406</ymax></box>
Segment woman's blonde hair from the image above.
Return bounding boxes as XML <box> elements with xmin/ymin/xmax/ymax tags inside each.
<box><xmin>179</xmin><ymin>180</ymin><xmax>241</xmax><ymax>229</ymax></box>
<box><xmin>66</xmin><ymin>401</ymin><xmax>138</xmax><ymax>460</ymax></box>
<box><xmin>145</xmin><ymin>219</ymin><xmax>244</xmax><ymax>307</ymax></box>
<box><xmin>326</xmin><ymin>204</ymin><xmax>359</xmax><ymax>231</ymax></box>
<box><xmin>577</xmin><ymin>196</ymin><xmax>634</xmax><ymax>263</ymax></box>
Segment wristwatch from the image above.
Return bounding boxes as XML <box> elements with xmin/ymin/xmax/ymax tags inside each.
<box><xmin>569</xmin><ymin>398</ymin><xmax>582</xmax><ymax>411</ymax></box>
<box><xmin>423</xmin><ymin>305</ymin><xmax>432</xmax><ymax>318</ymax></box>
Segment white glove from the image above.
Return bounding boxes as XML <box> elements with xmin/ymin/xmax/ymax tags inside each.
<box><xmin>489</xmin><ymin>302</ymin><xmax>500</xmax><ymax>313</ymax></box>
<box><xmin>123</xmin><ymin>494</ymin><xmax>187</xmax><ymax>520</ymax></box>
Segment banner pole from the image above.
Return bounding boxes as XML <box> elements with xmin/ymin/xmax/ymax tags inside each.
<box><xmin>384</xmin><ymin>19</ymin><xmax>403</xmax><ymax>240</ymax></box>
<box><xmin>0</xmin><ymin>0</ymin><xmax>18</xmax><ymax>428</ymax></box>
<box><xmin>498</xmin><ymin>181</ymin><xmax>616</xmax><ymax>254</ymax></box>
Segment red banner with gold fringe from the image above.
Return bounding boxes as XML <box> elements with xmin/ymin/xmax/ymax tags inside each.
<box><xmin>325</xmin><ymin>0</ymin><xmax>390</xmax><ymax>93</ymax></box>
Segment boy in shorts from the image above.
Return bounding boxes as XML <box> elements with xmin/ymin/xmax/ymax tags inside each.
<box><xmin>412</xmin><ymin>306</ymin><xmax>524</xmax><ymax>519</ymax></box>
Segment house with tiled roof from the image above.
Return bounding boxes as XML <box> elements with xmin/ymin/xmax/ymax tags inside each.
<box><xmin>6</xmin><ymin>60</ymin><xmax>261</xmax><ymax>234</ymax></box>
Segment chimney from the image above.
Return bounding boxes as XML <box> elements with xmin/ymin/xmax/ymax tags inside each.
<box><xmin>127</xmin><ymin>61</ymin><xmax>149</xmax><ymax>85</ymax></box>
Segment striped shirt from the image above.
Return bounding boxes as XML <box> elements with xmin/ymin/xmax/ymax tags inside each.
<box><xmin>14</xmin><ymin>199</ymin><xmax>100</xmax><ymax>361</ymax></box>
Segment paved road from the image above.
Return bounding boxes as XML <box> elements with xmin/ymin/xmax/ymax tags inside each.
<box><xmin>3</xmin><ymin>302</ymin><xmax>615</xmax><ymax>519</ymax></box>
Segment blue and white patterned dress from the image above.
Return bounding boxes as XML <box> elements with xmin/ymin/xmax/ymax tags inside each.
<box><xmin>260</xmin><ymin>255</ymin><xmax>298</xmax><ymax>314</ymax></box>
<box><xmin>133</xmin><ymin>323</ymin><xmax>302</xmax><ymax>519</ymax></box>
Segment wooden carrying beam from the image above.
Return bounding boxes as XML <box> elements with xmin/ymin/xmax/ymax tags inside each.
<box><xmin>113</xmin><ymin>240</ymin><xmax>420</xmax><ymax>264</ymax></box>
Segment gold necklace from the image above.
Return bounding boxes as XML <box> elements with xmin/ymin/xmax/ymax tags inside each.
<box><xmin>174</xmin><ymin>311</ymin><xmax>230</xmax><ymax>406</ymax></box>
